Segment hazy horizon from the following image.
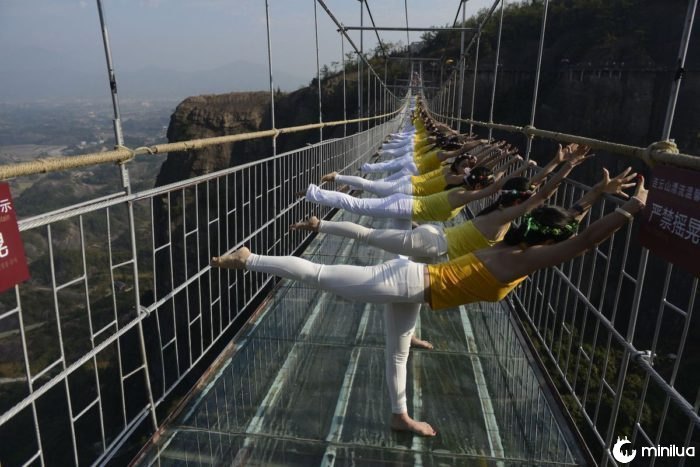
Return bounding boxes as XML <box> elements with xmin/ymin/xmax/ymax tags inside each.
<box><xmin>0</xmin><ymin>0</ymin><xmax>496</xmax><ymax>103</ymax></box>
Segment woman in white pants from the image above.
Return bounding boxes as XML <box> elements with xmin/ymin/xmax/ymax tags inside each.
<box><xmin>301</xmin><ymin>145</ymin><xmax>610</xmax><ymax>260</ymax></box>
<box><xmin>294</xmin><ymin>163</ymin><xmax>636</xmax><ymax>262</ymax></box>
<box><xmin>210</xmin><ymin>177</ymin><xmax>648</xmax><ymax>437</ymax></box>
<box><xmin>325</xmin><ymin>154</ymin><xmax>476</xmax><ymax>197</ymax></box>
<box><xmin>304</xmin><ymin>165</ymin><xmax>532</xmax><ymax>224</ymax></box>
<box><xmin>361</xmin><ymin>139</ymin><xmax>495</xmax><ymax>176</ymax></box>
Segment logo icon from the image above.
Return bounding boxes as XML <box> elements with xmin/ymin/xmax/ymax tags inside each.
<box><xmin>613</xmin><ymin>436</ymin><xmax>637</xmax><ymax>463</ymax></box>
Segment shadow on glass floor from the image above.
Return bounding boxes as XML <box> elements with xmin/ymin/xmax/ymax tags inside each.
<box><xmin>135</xmin><ymin>208</ymin><xmax>586</xmax><ymax>466</ymax></box>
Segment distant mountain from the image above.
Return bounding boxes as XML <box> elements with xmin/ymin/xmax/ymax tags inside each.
<box><xmin>0</xmin><ymin>46</ymin><xmax>306</xmax><ymax>102</ymax></box>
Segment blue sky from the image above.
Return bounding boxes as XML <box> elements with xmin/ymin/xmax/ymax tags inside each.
<box><xmin>0</xmin><ymin>0</ymin><xmax>496</xmax><ymax>100</ymax></box>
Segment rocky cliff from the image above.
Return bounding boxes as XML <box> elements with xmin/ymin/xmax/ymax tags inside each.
<box><xmin>155</xmin><ymin>76</ymin><xmax>360</xmax><ymax>187</ymax></box>
<box><xmin>155</xmin><ymin>92</ymin><xmax>272</xmax><ymax>186</ymax></box>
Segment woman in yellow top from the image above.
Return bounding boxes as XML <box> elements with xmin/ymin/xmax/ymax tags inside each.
<box><xmin>211</xmin><ymin>176</ymin><xmax>649</xmax><ymax>437</ymax></box>
<box><xmin>302</xmin><ymin>164</ymin><xmax>531</xmax><ymax>223</ymax></box>
<box><xmin>326</xmin><ymin>142</ymin><xmax>512</xmax><ymax>197</ymax></box>
<box><xmin>294</xmin><ymin>145</ymin><xmax>633</xmax><ymax>261</ymax></box>
<box><xmin>361</xmin><ymin>136</ymin><xmax>489</xmax><ymax>175</ymax></box>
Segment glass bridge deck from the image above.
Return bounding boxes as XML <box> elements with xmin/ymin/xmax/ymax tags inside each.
<box><xmin>136</xmin><ymin>207</ymin><xmax>586</xmax><ymax>466</ymax></box>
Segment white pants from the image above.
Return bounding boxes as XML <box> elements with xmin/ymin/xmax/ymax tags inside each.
<box><xmin>380</xmin><ymin>146</ymin><xmax>413</xmax><ymax>159</ymax></box>
<box><xmin>385</xmin><ymin>303</ymin><xmax>419</xmax><ymax>413</ymax></box>
<box><xmin>334</xmin><ymin>174</ymin><xmax>412</xmax><ymax>197</ymax></box>
<box><xmin>361</xmin><ymin>156</ymin><xmax>418</xmax><ymax>175</ymax></box>
<box><xmin>246</xmin><ymin>255</ymin><xmax>425</xmax><ymax>305</ymax></box>
<box><xmin>319</xmin><ymin>220</ymin><xmax>448</xmax><ymax>259</ymax></box>
<box><xmin>383</xmin><ymin>168</ymin><xmax>415</xmax><ymax>181</ymax></box>
<box><xmin>305</xmin><ymin>184</ymin><xmax>414</xmax><ymax>220</ymax></box>
<box><xmin>247</xmin><ymin>243</ymin><xmax>424</xmax><ymax>414</ymax></box>
<box><xmin>382</xmin><ymin>139</ymin><xmax>413</xmax><ymax>151</ymax></box>
<box><xmin>383</xmin><ymin>135</ymin><xmax>412</xmax><ymax>144</ymax></box>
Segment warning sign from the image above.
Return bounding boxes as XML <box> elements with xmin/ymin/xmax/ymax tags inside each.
<box><xmin>0</xmin><ymin>183</ymin><xmax>30</xmax><ymax>292</ymax></box>
<box><xmin>639</xmin><ymin>165</ymin><xmax>700</xmax><ymax>276</ymax></box>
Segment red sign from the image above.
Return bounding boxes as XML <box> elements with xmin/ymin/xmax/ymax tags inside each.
<box><xmin>639</xmin><ymin>165</ymin><xmax>700</xmax><ymax>277</ymax></box>
<box><xmin>0</xmin><ymin>183</ymin><xmax>30</xmax><ymax>292</ymax></box>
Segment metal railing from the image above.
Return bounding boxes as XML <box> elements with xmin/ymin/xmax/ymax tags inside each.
<box><xmin>0</xmin><ymin>116</ymin><xmax>400</xmax><ymax>466</ymax></box>
<box><xmin>509</xmin><ymin>177</ymin><xmax>699</xmax><ymax>466</ymax></box>
<box><xmin>427</xmin><ymin>1</ymin><xmax>699</xmax><ymax>463</ymax></box>
<box><xmin>460</xmin><ymin>167</ymin><xmax>699</xmax><ymax>466</ymax></box>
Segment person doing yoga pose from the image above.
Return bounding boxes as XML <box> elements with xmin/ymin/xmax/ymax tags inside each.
<box><xmin>295</xmin><ymin>145</ymin><xmax>628</xmax><ymax>262</ymax></box>
<box><xmin>322</xmin><ymin>145</ymin><xmax>517</xmax><ymax>198</ymax></box>
<box><xmin>303</xmin><ymin>162</ymin><xmax>534</xmax><ymax>223</ymax></box>
<box><xmin>361</xmin><ymin>138</ymin><xmax>492</xmax><ymax>176</ymax></box>
<box><xmin>212</xmin><ymin>176</ymin><xmax>648</xmax><ymax>437</ymax></box>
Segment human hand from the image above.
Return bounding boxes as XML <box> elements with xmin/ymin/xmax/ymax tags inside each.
<box><xmin>501</xmin><ymin>145</ymin><xmax>519</xmax><ymax>156</ymax></box>
<box><xmin>594</xmin><ymin>167</ymin><xmax>638</xmax><ymax>198</ymax></box>
<box><xmin>621</xmin><ymin>175</ymin><xmax>648</xmax><ymax>214</ymax></box>
<box><xmin>561</xmin><ymin>143</ymin><xmax>594</xmax><ymax>168</ymax></box>
<box><xmin>555</xmin><ymin>143</ymin><xmax>585</xmax><ymax>162</ymax></box>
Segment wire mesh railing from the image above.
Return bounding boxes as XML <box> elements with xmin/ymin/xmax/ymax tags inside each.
<box><xmin>0</xmin><ymin>117</ymin><xmax>399</xmax><ymax>466</ymax></box>
<box><xmin>426</xmin><ymin>1</ymin><xmax>699</xmax><ymax>464</ymax></box>
<box><xmin>458</xmin><ymin>163</ymin><xmax>699</xmax><ymax>466</ymax></box>
<box><xmin>510</xmin><ymin>179</ymin><xmax>699</xmax><ymax>466</ymax></box>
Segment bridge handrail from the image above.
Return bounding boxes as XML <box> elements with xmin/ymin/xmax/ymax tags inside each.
<box><xmin>428</xmin><ymin>111</ymin><xmax>700</xmax><ymax>171</ymax></box>
<box><xmin>0</xmin><ymin>119</ymin><xmax>399</xmax><ymax>466</ymax></box>
<box><xmin>0</xmin><ymin>108</ymin><xmax>402</xmax><ymax>182</ymax></box>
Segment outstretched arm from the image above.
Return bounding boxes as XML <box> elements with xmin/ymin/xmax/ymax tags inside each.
<box><xmin>473</xmin><ymin>141</ymin><xmax>509</xmax><ymax>165</ymax></box>
<box><xmin>529</xmin><ymin>143</ymin><xmax>589</xmax><ymax>187</ymax></box>
<box><xmin>483</xmin><ymin>147</ymin><xmax>593</xmax><ymax>227</ymax></box>
<box><xmin>568</xmin><ymin>167</ymin><xmax>638</xmax><ymax>223</ymax></box>
<box><xmin>481</xmin><ymin>147</ymin><xmax>519</xmax><ymax>171</ymax></box>
<box><xmin>437</xmin><ymin>140</ymin><xmax>493</xmax><ymax>161</ymax></box>
<box><xmin>447</xmin><ymin>160</ymin><xmax>532</xmax><ymax>207</ymax></box>
<box><xmin>517</xmin><ymin>177</ymin><xmax>648</xmax><ymax>274</ymax></box>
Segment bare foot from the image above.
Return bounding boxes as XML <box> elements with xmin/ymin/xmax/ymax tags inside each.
<box><xmin>210</xmin><ymin>247</ymin><xmax>251</xmax><ymax>269</ymax></box>
<box><xmin>410</xmin><ymin>336</ymin><xmax>434</xmax><ymax>350</ymax></box>
<box><xmin>321</xmin><ymin>171</ymin><xmax>338</xmax><ymax>183</ymax></box>
<box><xmin>390</xmin><ymin>412</ymin><xmax>437</xmax><ymax>437</ymax></box>
<box><xmin>289</xmin><ymin>216</ymin><xmax>320</xmax><ymax>232</ymax></box>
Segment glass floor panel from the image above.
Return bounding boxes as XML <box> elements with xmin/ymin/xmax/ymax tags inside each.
<box><xmin>136</xmin><ymin>201</ymin><xmax>586</xmax><ymax>466</ymax></box>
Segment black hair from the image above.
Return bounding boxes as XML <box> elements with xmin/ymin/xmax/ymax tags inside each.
<box><xmin>503</xmin><ymin>205</ymin><xmax>579</xmax><ymax>246</ymax></box>
<box><xmin>449</xmin><ymin>154</ymin><xmax>476</xmax><ymax>174</ymax></box>
<box><xmin>444</xmin><ymin>166</ymin><xmax>494</xmax><ymax>190</ymax></box>
<box><xmin>476</xmin><ymin>177</ymin><xmax>534</xmax><ymax>216</ymax></box>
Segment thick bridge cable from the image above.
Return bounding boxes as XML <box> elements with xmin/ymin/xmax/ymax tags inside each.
<box><xmin>426</xmin><ymin>112</ymin><xmax>700</xmax><ymax>170</ymax></box>
<box><xmin>0</xmin><ymin>110</ymin><xmax>401</xmax><ymax>181</ymax></box>
<box><xmin>487</xmin><ymin>0</ymin><xmax>505</xmax><ymax>140</ymax></box>
<box><xmin>364</xmin><ymin>1</ymin><xmax>388</xmax><ymax>59</ymax></box>
<box><xmin>313</xmin><ymin>0</ymin><xmax>323</xmax><ymax>141</ymax></box>
<box><xmin>315</xmin><ymin>0</ymin><xmax>396</xmax><ymax>99</ymax></box>
<box><xmin>524</xmin><ymin>0</ymin><xmax>549</xmax><ymax>160</ymax></box>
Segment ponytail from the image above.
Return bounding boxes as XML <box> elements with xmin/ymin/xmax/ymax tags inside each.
<box><xmin>476</xmin><ymin>177</ymin><xmax>534</xmax><ymax>216</ymax></box>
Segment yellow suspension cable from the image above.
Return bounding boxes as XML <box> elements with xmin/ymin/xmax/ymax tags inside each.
<box><xmin>0</xmin><ymin>108</ymin><xmax>403</xmax><ymax>181</ymax></box>
<box><xmin>428</xmin><ymin>111</ymin><xmax>700</xmax><ymax>171</ymax></box>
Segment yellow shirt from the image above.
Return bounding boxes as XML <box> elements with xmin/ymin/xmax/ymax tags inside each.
<box><xmin>412</xmin><ymin>173</ymin><xmax>447</xmax><ymax>196</ymax></box>
<box><xmin>413</xmin><ymin>129</ymin><xmax>428</xmax><ymax>142</ymax></box>
<box><xmin>411</xmin><ymin>168</ymin><xmax>443</xmax><ymax>184</ymax></box>
<box><xmin>415</xmin><ymin>150</ymin><xmax>441</xmax><ymax>174</ymax></box>
<box><xmin>414</xmin><ymin>138</ymin><xmax>433</xmax><ymax>152</ymax></box>
<box><xmin>427</xmin><ymin>253</ymin><xmax>526</xmax><ymax>310</ymax></box>
<box><xmin>411</xmin><ymin>189</ymin><xmax>463</xmax><ymax>222</ymax></box>
<box><xmin>444</xmin><ymin>220</ymin><xmax>501</xmax><ymax>260</ymax></box>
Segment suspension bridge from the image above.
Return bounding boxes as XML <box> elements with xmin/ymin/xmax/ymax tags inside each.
<box><xmin>0</xmin><ymin>1</ymin><xmax>698</xmax><ymax>466</ymax></box>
